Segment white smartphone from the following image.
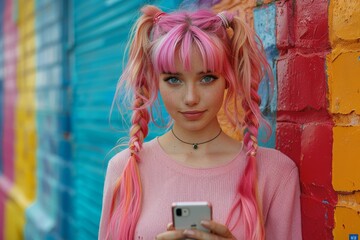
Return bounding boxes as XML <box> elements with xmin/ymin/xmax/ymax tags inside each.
<box><xmin>172</xmin><ymin>201</ymin><xmax>213</xmax><ymax>233</ymax></box>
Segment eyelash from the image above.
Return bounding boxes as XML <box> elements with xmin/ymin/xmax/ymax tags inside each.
<box><xmin>164</xmin><ymin>76</ymin><xmax>182</xmax><ymax>84</ymax></box>
<box><xmin>163</xmin><ymin>75</ymin><xmax>218</xmax><ymax>85</ymax></box>
<box><xmin>201</xmin><ymin>75</ymin><xmax>218</xmax><ymax>84</ymax></box>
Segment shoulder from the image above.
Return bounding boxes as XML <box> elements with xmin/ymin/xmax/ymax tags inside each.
<box><xmin>106</xmin><ymin>139</ymin><xmax>158</xmax><ymax>180</ymax></box>
<box><xmin>104</xmin><ymin>148</ymin><xmax>130</xmax><ymax>186</ymax></box>
<box><xmin>257</xmin><ymin>147</ymin><xmax>297</xmax><ymax>172</ymax></box>
<box><xmin>256</xmin><ymin>147</ymin><xmax>299</xmax><ymax>185</ymax></box>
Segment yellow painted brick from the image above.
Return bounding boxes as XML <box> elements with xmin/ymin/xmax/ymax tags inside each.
<box><xmin>213</xmin><ymin>0</ymin><xmax>255</xmax><ymax>27</ymax></box>
<box><xmin>329</xmin><ymin>0</ymin><xmax>360</xmax><ymax>42</ymax></box>
<box><xmin>333</xmin><ymin>206</ymin><xmax>360</xmax><ymax>239</ymax></box>
<box><xmin>333</xmin><ymin>126</ymin><xmax>360</xmax><ymax>191</ymax></box>
<box><xmin>327</xmin><ymin>51</ymin><xmax>360</xmax><ymax>114</ymax></box>
<box><xmin>14</xmin><ymin>0</ymin><xmax>36</xmax><ymax>215</ymax></box>
<box><xmin>4</xmin><ymin>199</ymin><xmax>25</xmax><ymax>240</ymax></box>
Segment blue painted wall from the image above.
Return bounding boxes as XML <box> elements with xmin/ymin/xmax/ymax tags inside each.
<box><xmin>71</xmin><ymin>1</ymin><xmax>183</xmax><ymax>239</ymax></box>
<box><xmin>25</xmin><ymin>0</ymin><xmax>72</xmax><ymax>240</ymax></box>
<box><xmin>254</xmin><ymin>3</ymin><xmax>278</xmax><ymax>148</ymax></box>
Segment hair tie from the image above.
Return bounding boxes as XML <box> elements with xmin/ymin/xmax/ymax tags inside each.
<box><xmin>217</xmin><ymin>11</ymin><xmax>230</xmax><ymax>28</ymax></box>
<box><xmin>154</xmin><ymin>12</ymin><xmax>166</xmax><ymax>24</ymax></box>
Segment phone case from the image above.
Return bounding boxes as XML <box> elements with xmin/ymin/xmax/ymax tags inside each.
<box><xmin>172</xmin><ymin>201</ymin><xmax>212</xmax><ymax>233</ymax></box>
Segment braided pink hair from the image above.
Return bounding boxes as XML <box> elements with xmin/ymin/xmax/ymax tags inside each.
<box><xmin>107</xmin><ymin>6</ymin><xmax>158</xmax><ymax>240</ymax></box>
<box><xmin>108</xmin><ymin>5</ymin><xmax>271</xmax><ymax>240</ymax></box>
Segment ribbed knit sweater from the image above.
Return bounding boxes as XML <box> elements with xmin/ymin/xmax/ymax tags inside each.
<box><xmin>99</xmin><ymin>138</ymin><xmax>302</xmax><ymax>239</ymax></box>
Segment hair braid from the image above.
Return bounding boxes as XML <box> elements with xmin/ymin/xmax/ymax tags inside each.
<box><xmin>240</xmin><ymin>87</ymin><xmax>264</xmax><ymax>240</ymax></box>
<box><xmin>107</xmin><ymin>5</ymin><xmax>162</xmax><ymax>240</ymax></box>
<box><xmin>224</xmin><ymin>13</ymin><xmax>271</xmax><ymax>240</ymax></box>
<box><xmin>108</xmin><ymin>87</ymin><xmax>150</xmax><ymax>240</ymax></box>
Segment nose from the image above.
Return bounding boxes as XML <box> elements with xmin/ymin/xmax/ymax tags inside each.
<box><xmin>184</xmin><ymin>84</ymin><xmax>200</xmax><ymax>106</ymax></box>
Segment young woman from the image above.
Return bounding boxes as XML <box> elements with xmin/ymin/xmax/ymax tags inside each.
<box><xmin>99</xmin><ymin>5</ymin><xmax>302</xmax><ymax>240</ymax></box>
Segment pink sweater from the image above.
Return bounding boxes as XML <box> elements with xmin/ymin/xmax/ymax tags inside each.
<box><xmin>99</xmin><ymin>138</ymin><xmax>302</xmax><ymax>239</ymax></box>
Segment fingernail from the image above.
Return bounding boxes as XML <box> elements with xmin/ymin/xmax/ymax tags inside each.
<box><xmin>183</xmin><ymin>229</ymin><xmax>195</xmax><ymax>236</ymax></box>
<box><xmin>201</xmin><ymin>220</ymin><xmax>210</xmax><ymax>226</ymax></box>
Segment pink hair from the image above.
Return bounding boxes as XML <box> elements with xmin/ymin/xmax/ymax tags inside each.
<box><xmin>108</xmin><ymin>5</ymin><xmax>271</xmax><ymax>240</ymax></box>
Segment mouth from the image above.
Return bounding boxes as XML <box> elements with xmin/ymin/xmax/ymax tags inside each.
<box><xmin>180</xmin><ymin>110</ymin><xmax>207</xmax><ymax>120</ymax></box>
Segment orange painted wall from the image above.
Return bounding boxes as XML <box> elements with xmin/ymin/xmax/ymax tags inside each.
<box><xmin>328</xmin><ymin>0</ymin><xmax>360</xmax><ymax>238</ymax></box>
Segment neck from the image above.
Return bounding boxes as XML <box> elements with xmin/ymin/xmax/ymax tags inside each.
<box><xmin>171</xmin><ymin>127</ymin><xmax>222</xmax><ymax>150</ymax></box>
<box><xmin>157</xmin><ymin>129</ymin><xmax>243</xmax><ymax>168</ymax></box>
<box><xmin>172</xmin><ymin>120</ymin><xmax>222</xmax><ymax>141</ymax></box>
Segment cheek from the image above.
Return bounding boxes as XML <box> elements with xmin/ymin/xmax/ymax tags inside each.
<box><xmin>208</xmin><ymin>88</ymin><xmax>225</xmax><ymax>105</ymax></box>
<box><xmin>159</xmin><ymin>87</ymin><xmax>176</xmax><ymax>110</ymax></box>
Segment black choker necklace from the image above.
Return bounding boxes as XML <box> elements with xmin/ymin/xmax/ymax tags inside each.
<box><xmin>171</xmin><ymin>128</ymin><xmax>222</xmax><ymax>150</ymax></box>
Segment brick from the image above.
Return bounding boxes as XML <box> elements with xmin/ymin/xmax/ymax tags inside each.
<box><xmin>275</xmin><ymin>122</ymin><xmax>302</xmax><ymax>167</ymax></box>
<box><xmin>301</xmin><ymin>123</ymin><xmax>333</xmax><ymax>187</ymax></box>
<box><xmin>333</xmin><ymin>205</ymin><xmax>360</xmax><ymax>239</ymax></box>
<box><xmin>213</xmin><ymin>0</ymin><xmax>255</xmax><ymax>25</ymax></box>
<box><xmin>301</xmin><ymin>195</ymin><xmax>335</xmax><ymax>240</ymax></box>
<box><xmin>294</xmin><ymin>0</ymin><xmax>329</xmax><ymax>50</ymax></box>
<box><xmin>254</xmin><ymin>3</ymin><xmax>277</xmax><ymax>52</ymax></box>
<box><xmin>333</xmin><ymin>126</ymin><xmax>360</xmax><ymax>191</ymax></box>
<box><xmin>327</xmin><ymin>51</ymin><xmax>360</xmax><ymax>114</ymax></box>
<box><xmin>276</xmin><ymin>0</ymin><xmax>295</xmax><ymax>49</ymax></box>
<box><xmin>277</xmin><ymin>52</ymin><xmax>327</xmax><ymax>111</ymax></box>
<box><xmin>329</xmin><ymin>0</ymin><xmax>360</xmax><ymax>42</ymax></box>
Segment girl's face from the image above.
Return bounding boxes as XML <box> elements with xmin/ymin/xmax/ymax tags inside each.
<box><xmin>158</xmin><ymin>49</ymin><xmax>226</xmax><ymax>133</ymax></box>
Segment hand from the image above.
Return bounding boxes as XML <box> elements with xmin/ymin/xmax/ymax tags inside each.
<box><xmin>155</xmin><ymin>223</ymin><xmax>185</xmax><ymax>240</ymax></box>
<box><xmin>182</xmin><ymin>220</ymin><xmax>236</xmax><ymax>240</ymax></box>
<box><xmin>155</xmin><ymin>221</ymin><xmax>235</xmax><ymax>240</ymax></box>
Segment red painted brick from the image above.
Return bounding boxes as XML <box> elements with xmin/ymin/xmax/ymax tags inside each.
<box><xmin>294</xmin><ymin>0</ymin><xmax>330</xmax><ymax>51</ymax></box>
<box><xmin>276</xmin><ymin>0</ymin><xmax>295</xmax><ymax>50</ymax></box>
<box><xmin>301</xmin><ymin>195</ymin><xmax>335</xmax><ymax>240</ymax></box>
<box><xmin>277</xmin><ymin>52</ymin><xmax>327</xmax><ymax>112</ymax></box>
<box><xmin>301</xmin><ymin>123</ymin><xmax>333</xmax><ymax>187</ymax></box>
<box><xmin>275</xmin><ymin>122</ymin><xmax>302</xmax><ymax>167</ymax></box>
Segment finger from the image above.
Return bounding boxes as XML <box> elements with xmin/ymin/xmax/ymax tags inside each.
<box><xmin>183</xmin><ymin>229</ymin><xmax>212</xmax><ymax>240</ymax></box>
<box><xmin>155</xmin><ymin>230</ymin><xmax>185</xmax><ymax>240</ymax></box>
<box><xmin>201</xmin><ymin>221</ymin><xmax>233</xmax><ymax>238</ymax></box>
<box><xmin>167</xmin><ymin>223</ymin><xmax>175</xmax><ymax>231</ymax></box>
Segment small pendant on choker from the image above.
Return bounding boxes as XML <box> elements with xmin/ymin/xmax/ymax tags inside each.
<box><xmin>171</xmin><ymin>128</ymin><xmax>222</xmax><ymax>150</ymax></box>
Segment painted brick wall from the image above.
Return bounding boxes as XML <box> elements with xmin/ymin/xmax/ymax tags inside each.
<box><xmin>276</xmin><ymin>1</ymin><xmax>337</xmax><ymax>239</ymax></box>
<box><xmin>328</xmin><ymin>0</ymin><xmax>360</xmax><ymax>238</ymax></box>
<box><xmin>214</xmin><ymin>0</ymin><xmax>359</xmax><ymax>239</ymax></box>
<box><xmin>0</xmin><ymin>0</ymin><xmax>359</xmax><ymax>239</ymax></box>
<box><xmin>7</xmin><ymin>1</ymin><xmax>37</xmax><ymax>240</ymax></box>
<box><xmin>1</xmin><ymin>0</ymin><xmax>20</xmax><ymax>239</ymax></box>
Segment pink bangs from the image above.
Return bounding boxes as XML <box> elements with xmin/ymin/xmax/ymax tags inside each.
<box><xmin>151</xmin><ymin>17</ymin><xmax>229</xmax><ymax>75</ymax></box>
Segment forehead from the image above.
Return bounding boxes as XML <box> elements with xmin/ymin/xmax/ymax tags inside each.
<box><xmin>172</xmin><ymin>47</ymin><xmax>207</xmax><ymax>73</ymax></box>
<box><xmin>154</xmin><ymin>41</ymin><xmax>225</xmax><ymax>75</ymax></box>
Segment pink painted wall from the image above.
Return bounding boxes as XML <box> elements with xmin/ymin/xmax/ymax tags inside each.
<box><xmin>1</xmin><ymin>0</ymin><xmax>18</xmax><ymax>238</ymax></box>
<box><xmin>2</xmin><ymin>0</ymin><xmax>17</xmax><ymax>183</ymax></box>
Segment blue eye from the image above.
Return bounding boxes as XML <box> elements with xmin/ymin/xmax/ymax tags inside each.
<box><xmin>201</xmin><ymin>75</ymin><xmax>218</xmax><ymax>84</ymax></box>
<box><xmin>164</xmin><ymin>76</ymin><xmax>182</xmax><ymax>85</ymax></box>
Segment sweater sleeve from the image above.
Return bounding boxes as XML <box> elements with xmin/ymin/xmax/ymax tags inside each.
<box><xmin>265</xmin><ymin>167</ymin><xmax>302</xmax><ymax>240</ymax></box>
<box><xmin>98</xmin><ymin>158</ymin><xmax>115</xmax><ymax>240</ymax></box>
<box><xmin>98</xmin><ymin>151</ymin><xmax>129</xmax><ymax>240</ymax></box>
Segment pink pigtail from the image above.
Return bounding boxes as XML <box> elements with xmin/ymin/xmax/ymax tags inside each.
<box><xmin>225</xmin><ymin>14</ymin><xmax>272</xmax><ymax>240</ymax></box>
<box><xmin>107</xmin><ymin>6</ymin><xmax>163</xmax><ymax>240</ymax></box>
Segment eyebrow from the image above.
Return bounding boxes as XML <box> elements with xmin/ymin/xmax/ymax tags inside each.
<box><xmin>161</xmin><ymin>72</ymin><xmax>180</xmax><ymax>75</ymax></box>
<box><xmin>161</xmin><ymin>70</ymin><xmax>213</xmax><ymax>75</ymax></box>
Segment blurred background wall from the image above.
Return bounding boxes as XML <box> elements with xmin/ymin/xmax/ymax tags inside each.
<box><xmin>0</xmin><ymin>0</ymin><xmax>359</xmax><ymax>239</ymax></box>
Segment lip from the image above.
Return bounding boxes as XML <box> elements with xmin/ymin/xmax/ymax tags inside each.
<box><xmin>180</xmin><ymin>110</ymin><xmax>206</xmax><ymax>120</ymax></box>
